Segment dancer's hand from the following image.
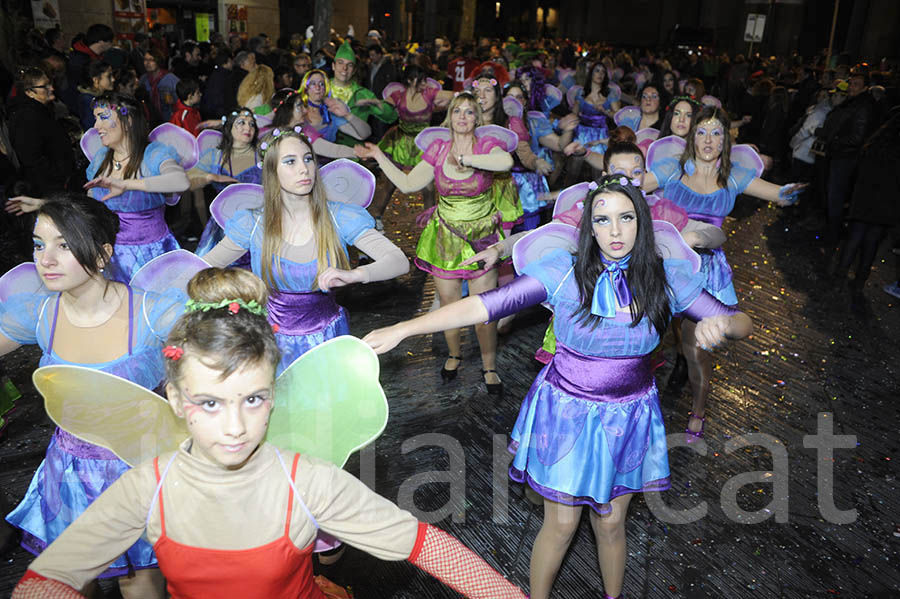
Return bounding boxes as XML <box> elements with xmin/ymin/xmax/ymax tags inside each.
<box><xmin>363</xmin><ymin>324</ymin><xmax>406</xmax><ymax>354</ymax></box>
<box><xmin>535</xmin><ymin>158</ymin><xmax>552</xmax><ymax>175</ymax></box>
<box><xmin>558</xmin><ymin>113</ymin><xmax>579</xmax><ymax>131</ymax></box>
<box><xmin>695</xmin><ymin>315</ymin><xmax>730</xmax><ymax>350</ymax></box>
<box><xmin>563</xmin><ymin>141</ymin><xmax>586</xmax><ymax>156</ymax></box>
<box><xmin>354</xmin><ymin>142</ymin><xmax>383</xmax><ymax>161</ymax></box>
<box><xmin>5</xmin><ymin>196</ymin><xmax>44</xmax><ymax>215</ymax></box>
<box><xmin>354</xmin><ymin>98</ymin><xmax>382</xmax><ymax>107</ymax></box>
<box><xmin>776</xmin><ymin>183</ymin><xmax>808</xmax><ymax>206</ymax></box>
<box><xmin>207</xmin><ymin>173</ymin><xmax>240</xmax><ymax>185</ymax></box>
<box><xmin>460</xmin><ymin>245</ymin><xmax>501</xmax><ymax>269</ymax></box>
<box><xmin>84</xmin><ymin>177</ymin><xmax>129</xmax><ymax>201</ymax></box>
<box><xmin>318</xmin><ymin>267</ymin><xmax>365</xmax><ymax>291</ymax></box>
<box><xmin>325</xmin><ymin>97</ymin><xmax>350</xmax><ymax>117</ymax></box>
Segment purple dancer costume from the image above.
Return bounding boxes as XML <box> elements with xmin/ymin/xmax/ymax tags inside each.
<box><xmin>223</xmin><ymin>202</ymin><xmax>375</xmax><ymax>374</ymax></box>
<box><xmin>477</xmin><ymin>249</ymin><xmax>735</xmax><ymax>512</ymax></box>
<box><xmin>1</xmin><ymin>286</ymin><xmax>182</xmax><ymax>576</ymax></box>
<box><xmin>85</xmin><ymin>141</ymin><xmax>181</xmax><ymax>282</ymax></box>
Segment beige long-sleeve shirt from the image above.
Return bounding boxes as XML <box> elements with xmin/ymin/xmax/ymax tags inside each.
<box><xmin>30</xmin><ymin>441</ymin><xmax>420</xmax><ymax>589</ymax></box>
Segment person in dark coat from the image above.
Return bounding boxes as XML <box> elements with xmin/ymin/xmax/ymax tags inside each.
<box><xmin>201</xmin><ymin>49</ymin><xmax>232</xmax><ymax>120</ymax></box>
<box><xmin>63</xmin><ymin>24</ymin><xmax>113</xmax><ymax>114</ymax></box>
<box><xmin>6</xmin><ymin>66</ymin><xmax>75</xmax><ymax>197</ymax></box>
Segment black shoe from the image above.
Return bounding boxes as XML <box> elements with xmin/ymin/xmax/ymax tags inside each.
<box><xmin>482</xmin><ymin>369</ymin><xmax>503</xmax><ymax>395</ymax></box>
<box><xmin>667</xmin><ymin>354</ymin><xmax>689</xmax><ymax>390</ymax></box>
<box><xmin>441</xmin><ymin>355</ymin><xmax>462</xmax><ymax>382</ymax></box>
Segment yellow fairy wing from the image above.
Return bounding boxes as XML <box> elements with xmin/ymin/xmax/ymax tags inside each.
<box><xmin>34</xmin><ymin>365</ymin><xmax>189</xmax><ymax>467</ymax></box>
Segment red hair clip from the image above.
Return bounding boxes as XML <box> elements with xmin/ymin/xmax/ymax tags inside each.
<box><xmin>162</xmin><ymin>345</ymin><xmax>184</xmax><ymax>361</ymax></box>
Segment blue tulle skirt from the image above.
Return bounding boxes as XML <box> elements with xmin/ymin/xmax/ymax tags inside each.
<box><xmin>508</xmin><ymin>365</ymin><xmax>671</xmax><ymax>514</ymax></box>
<box><xmin>512</xmin><ymin>171</ymin><xmax>550</xmax><ymax>215</ymax></box>
<box><xmin>699</xmin><ymin>248</ymin><xmax>738</xmax><ymax>306</ymax></box>
<box><xmin>275</xmin><ymin>307</ymin><xmax>350</xmax><ymax>375</ymax></box>
<box><xmin>109</xmin><ymin>233</ymin><xmax>180</xmax><ymax>283</ymax></box>
<box><xmin>6</xmin><ymin>428</ymin><xmax>157</xmax><ymax>577</ymax></box>
<box><xmin>574</xmin><ymin>124</ymin><xmax>609</xmax><ymax>155</ymax></box>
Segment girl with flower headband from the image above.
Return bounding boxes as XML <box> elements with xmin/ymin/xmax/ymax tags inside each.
<box><xmin>658</xmin><ymin>95</ymin><xmax>701</xmax><ymax>139</ymax></box>
<box><xmin>364</xmin><ymin>174</ymin><xmax>753</xmax><ymax>599</ymax></box>
<box><xmin>0</xmin><ymin>194</ymin><xmax>183</xmax><ymax>598</ymax></box>
<box><xmin>298</xmin><ymin>69</ymin><xmax>371</xmax><ymax>157</ymax></box>
<box><xmin>7</xmin><ymin>93</ymin><xmax>191</xmax><ymax>283</ymax></box>
<box><xmin>202</xmin><ymin>127</ymin><xmax>408</xmax><ymax>374</ymax></box>
<box><xmin>356</xmin><ymin>91</ymin><xmax>514</xmax><ymax>394</ymax></box>
<box><xmin>268</xmin><ymin>89</ymin><xmax>359</xmax><ymax>161</ymax></box>
<box><xmin>643</xmin><ymin>105</ymin><xmax>806</xmax><ymax>439</ymax></box>
<box><xmin>367</xmin><ymin>63</ymin><xmax>455</xmax><ymax>229</ymax></box>
<box><xmin>11</xmin><ymin>267</ymin><xmax>529</xmax><ymax>599</ymax></box>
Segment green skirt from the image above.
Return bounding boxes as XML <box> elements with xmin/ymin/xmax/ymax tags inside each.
<box><xmin>491</xmin><ymin>171</ymin><xmax>523</xmax><ymax>227</ymax></box>
<box><xmin>378</xmin><ymin>123</ymin><xmax>426</xmax><ymax>168</ymax></box>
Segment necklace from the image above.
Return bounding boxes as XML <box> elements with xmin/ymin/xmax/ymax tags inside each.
<box><xmin>113</xmin><ymin>154</ymin><xmax>130</xmax><ymax>170</ymax></box>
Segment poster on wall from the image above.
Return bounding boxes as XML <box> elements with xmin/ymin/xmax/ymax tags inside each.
<box><xmin>112</xmin><ymin>0</ymin><xmax>147</xmax><ymax>39</ymax></box>
<box><xmin>195</xmin><ymin>13</ymin><xmax>212</xmax><ymax>42</ymax></box>
<box><xmin>226</xmin><ymin>4</ymin><xmax>248</xmax><ymax>38</ymax></box>
<box><xmin>31</xmin><ymin>0</ymin><xmax>61</xmax><ymax>30</ymax></box>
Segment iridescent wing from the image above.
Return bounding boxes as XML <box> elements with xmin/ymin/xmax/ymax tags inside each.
<box><xmin>475</xmin><ymin>124</ymin><xmax>518</xmax><ymax>151</ymax></box>
<box><xmin>320</xmin><ymin>159</ymin><xmax>375</xmax><ymax>208</ymax></box>
<box><xmin>209</xmin><ymin>183</ymin><xmax>264</xmax><ymax>228</ymax></box>
<box><xmin>646</xmin><ymin>135</ymin><xmax>687</xmax><ymax>171</ymax></box>
<box><xmin>148</xmin><ymin>123</ymin><xmax>200</xmax><ymax>170</ymax></box>
<box><xmin>197</xmin><ymin>129</ymin><xmax>223</xmax><ymax>156</ymax></box>
<box><xmin>414</xmin><ymin>127</ymin><xmax>452</xmax><ymax>153</ymax></box>
<box><xmin>80</xmin><ymin>128</ymin><xmax>103</xmax><ymax>161</ymax></box>
<box><xmin>512</xmin><ymin>222</ymin><xmax>579</xmax><ymax>276</ymax></box>
<box><xmin>0</xmin><ymin>263</ymin><xmax>45</xmax><ymax>302</ymax></box>
<box><xmin>552</xmin><ymin>181</ymin><xmax>590</xmax><ymax>220</ymax></box>
<box><xmin>502</xmin><ymin>96</ymin><xmax>524</xmax><ymax>119</ymax></box>
<box><xmin>731</xmin><ymin>144</ymin><xmax>765</xmax><ymax>179</ymax></box>
<box><xmin>614</xmin><ymin>106</ymin><xmax>641</xmax><ymax>127</ymax></box>
<box><xmin>653</xmin><ymin>220</ymin><xmax>701</xmax><ymax>273</ymax></box>
<box><xmin>129</xmin><ymin>250</ymin><xmax>210</xmax><ymax>295</ymax></box>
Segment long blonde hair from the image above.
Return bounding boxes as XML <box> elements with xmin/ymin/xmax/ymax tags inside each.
<box><xmin>258</xmin><ymin>129</ymin><xmax>348</xmax><ymax>290</ymax></box>
<box><xmin>237</xmin><ymin>64</ymin><xmax>275</xmax><ymax>108</ymax></box>
<box><xmin>440</xmin><ymin>92</ymin><xmax>484</xmax><ymax>130</ymax></box>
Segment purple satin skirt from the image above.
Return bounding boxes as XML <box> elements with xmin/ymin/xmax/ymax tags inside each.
<box><xmin>268</xmin><ymin>289</ymin><xmax>350</xmax><ymax>374</ymax></box>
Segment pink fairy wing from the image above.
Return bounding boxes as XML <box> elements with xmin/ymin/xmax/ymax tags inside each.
<box><xmin>148</xmin><ymin>123</ymin><xmax>199</xmax><ymax>170</ymax></box>
<box><xmin>614</xmin><ymin>106</ymin><xmax>641</xmax><ymax>127</ymax></box>
<box><xmin>652</xmin><ymin>220</ymin><xmax>701</xmax><ymax>273</ymax></box>
<box><xmin>512</xmin><ymin>222</ymin><xmax>579</xmax><ymax>276</ymax></box>
<box><xmin>0</xmin><ymin>263</ymin><xmax>45</xmax><ymax>302</ymax></box>
<box><xmin>414</xmin><ymin>127</ymin><xmax>451</xmax><ymax>153</ymax></box>
<box><xmin>382</xmin><ymin>82</ymin><xmax>405</xmax><ymax>101</ymax></box>
<box><xmin>646</xmin><ymin>135</ymin><xmax>687</xmax><ymax>171</ymax></box>
<box><xmin>475</xmin><ymin>124</ymin><xmax>518</xmax><ymax>152</ymax></box>
<box><xmin>209</xmin><ymin>183</ymin><xmax>264</xmax><ymax>228</ymax></box>
<box><xmin>197</xmin><ymin>129</ymin><xmax>223</xmax><ymax>155</ymax></box>
<box><xmin>80</xmin><ymin>128</ymin><xmax>103</xmax><ymax>161</ymax></box>
<box><xmin>566</xmin><ymin>85</ymin><xmax>583</xmax><ymax>109</ymax></box>
<box><xmin>319</xmin><ymin>159</ymin><xmax>375</xmax><ymax>208</ymax></box>
<box><xmin>502</xmin><ymin>96</ymin><xmax>524</xmax><ymax>119</ymax></box>
<box><xmin>635</xmin><ymin>128</ymin><xmax>660</xmax><ymax>146</ymax></box>
<box><xmin>129</xmin><ymin>249</ymin><xmax>210</xmax><ymax>294</ymax></box>
<box><xmin>731</xmin><ymin>144</ymin><xmax>765</xmax><ymax>179</ymax></box>
<box><xmin>552</xmin><ymin>181</ymin><xmax>591</xmax><ymax>220</ymax></box>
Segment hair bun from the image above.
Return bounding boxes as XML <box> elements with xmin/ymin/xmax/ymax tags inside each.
<box><xmin>187</xmin><ymin>268</ymin><xmax>269</xmax><ymax>308</ymax></box>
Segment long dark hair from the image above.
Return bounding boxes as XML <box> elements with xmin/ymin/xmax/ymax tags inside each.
<box><xmin>270</xmin><ymin>89</ymin><xmax>302</xmax><ymax>128</ymax></box>
<box><xmin>584</xmin><ymin>61</ymin><xmax>610</xmax><ymax>98</ymax></box>
<box><xmin>219</xmin><ymin>107</ymin><xmax>259</xmax><ymax>168</ymax></box>
<box><xmin>681</xmin><ymin>105</ymin><xmax>732</xmax><ymax>189</ymax></box>
<box><xmin>36</xmin><ymin>193</ymin><xmax>120</xmax><ymax>278</ymax></box>
<box><xmin>637</xmin><ymin>83</ymin><xmax>668</xmax><ymax>129</ymax></box>
<box><xmin>93</xmin><ymin>93</ymin><xmax>148</xmax><ymax>179</ymax></box>
<box><xmin>519</xmin><ymin>66</ymin><xmax>546</xmax><ymax>112</ymax></box>
<box><xmin>658</xmin><ymin>96</ymin><xmax>701</xmax><ymax>138</ymax></box>
<box><xmin>473</xmin><ymin>75</ymin><xmax>507</xmax><ymax>127</ymax></box>
<box><xmin>573</xmin><ymin>175</ymin><xmax>670</xmax><ymax>337</ymax></box>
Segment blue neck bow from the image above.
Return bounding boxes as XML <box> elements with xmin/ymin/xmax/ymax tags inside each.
<box><xmin>590</xmin><ymin>254</ymin><xmax>633</xmax><ymax>318</ymax></box>
<box><xmin>307</xmin><ymin>101</ymin><xmax>332</xmax><ymax>124</ymax></box>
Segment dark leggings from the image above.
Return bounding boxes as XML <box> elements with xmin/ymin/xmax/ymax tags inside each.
<box><xmin>838</xmin><ymin>221</ymin><xmax>888</xmax><ymax>283</ymax></box>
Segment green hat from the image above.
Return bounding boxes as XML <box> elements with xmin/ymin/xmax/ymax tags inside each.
<box><xmin>336</xmin><ymin>40</ymin><xmax>356</xmax><ymax>63</ymax></box>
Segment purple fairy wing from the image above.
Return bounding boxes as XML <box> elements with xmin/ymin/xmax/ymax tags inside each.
<box><xmin>197</xmin><ymin>129</ymin><xmax>223</xmax><ymax>155</ymax></box>
<box><xmin>608</xmin><ymin>81</ymin><xmax>622</xmax><ymax>96</ymax></box>
<box><xmin>502</xmin><ymin>96</ymin><xmax>524</xmax><ymax>119</ymax></box>
<box><xmin>635</xmin><ymin>128</ymin><xmax>660</xmax><ymax>146</ymax></box>
<box><xmin>701</xmin><ymin>94</ymin><xmax>722</xmax><ymax>108</ymax></box>
<box><xmin>552</xmin><ymin>181</ymin><xmax>591</xmax><ymax>220</ymax></box>
<box><xmin>414</xmin><ymin>127</ymin><xmax>451</xmax><ymax>153</ymax></box>
<box><xmin>254</xmin><ymin>113</ymin><xmax>273</xmax><ymax>128</ymax></box>
<box><xmin>210</xmin><ymin>183</ymin><xmax>264</xmax><ymax>228</ymax></box>
<box><xmin>566</xmin><ymin>85</ymin><xmax>583</xmax><ymax>109</ymax></box>
<box><xmin>129</xmin><ymin>249</ymin><xmax>210</xmax><ymax>295</ymax></box>
<box><xmin>382</xmin><ymin>82</ymin><xmax>405</xmax><ymax>101</ymax></box>
<box><xmin>512</xmin><ymin>222</ymin><xmax>579</xmax><ymax>276</ymax></box>
<box><xmin>148</xmin><ymin>123</ymin><xmax>199</xmax><ymax>170</ymax></box>
<box><xmin>653</xmin><ymin>220</ymin><xmax>701</xmax><ymax>273</ymax></box>
<box><xmin>0</xmin><ymin>263</ymin><xmax>45</xmax><ymax>302</ymax></box>
<box><xmin>80</xmin><ymin>128</ymin><xmax>103</xmax><ymax>161</ymax></box>
<box><xmin>320</xmin><ymin>158</ymin><xmax>375</xmax><ymax>208</ymax></box>
<box><xmin>614</xmin><ymin>106</ymin><xmax>641</xmax><ymax>127</ymax></box>
<box><xmin>731</xmin><ymin>144</ymin><xmax>765</xmax><ymax>179</ymax></box>
<box><xmin>544</xmin><ymin>84</ymin><xmax>562</xmax><ymax>106</ymax></box>
<box><xmin>646</xmin><ymin>135</ymin><xmax>687</xmax><ymax>170</ymax></box>
<box><xmin>475</xmin><ymin>124</ymin><xmax>518</xmax><ymax>152</ymax></box>
<box><xmin>425</xmin><ymin>77</ymin><xmax>442</xmax><ymax>92</ymax></box>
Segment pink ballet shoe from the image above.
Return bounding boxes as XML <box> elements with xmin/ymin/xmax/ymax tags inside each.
<box><xmin>685</xmin><ymin>411</ymin><xmax>706</xmax><ymax>444</ymax></box>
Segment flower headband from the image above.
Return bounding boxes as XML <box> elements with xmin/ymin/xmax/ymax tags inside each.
<box><xmin>257</xmin><ymin>126</ymin><xmax>306</xmax><ymax>166</ymax></box>
<box><xmin>666</xmin><ymin>95</ymin><xmax>700</xmax><ymax>111</ymax></box>
<box><xmin>221</xmin><ymin>109</ymin><xmax>255</xmax><ymax>124</ymax></box>
<box><xmin>274</xmin><ymin>89</ymin><xmax>299</xmax><ymax>110</ymax></box>
<box><xmin>91</xmin><ymin>99</ymin><xmax>129</xmax><ymax>116</ymax></box>
<box><xmin>588</xmin><ymin>176</ymin><xmax>631</xmax><ymax>193</ymax></box>
<box><xmin>162</xmin><ymin>299</ymin><xmax>275</xmax><ymax>361</ymax></box>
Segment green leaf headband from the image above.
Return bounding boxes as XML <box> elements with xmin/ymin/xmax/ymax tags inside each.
<box><xmin>185</xmin><ymin>298</ymin><xmax>268</xmax><ymax>317</ymax></box>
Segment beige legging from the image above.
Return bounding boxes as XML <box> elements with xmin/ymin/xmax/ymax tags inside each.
<box><xmin>529</xmin><ymin>494</ymin><xmax>633</xmax><ymax>599</ymax></box>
